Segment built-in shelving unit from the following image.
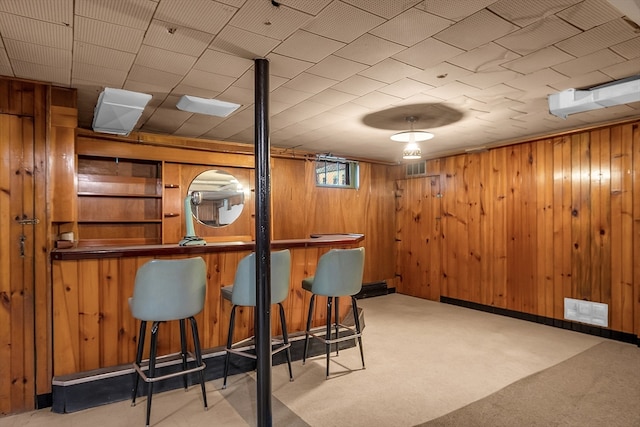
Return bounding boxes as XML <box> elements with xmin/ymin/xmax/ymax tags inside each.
<box><xmin>77</xmin><ymin>155</ymin><xmax>162</xmax><ymax>246</ymax></box>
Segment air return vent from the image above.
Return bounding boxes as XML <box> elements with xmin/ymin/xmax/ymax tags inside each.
<box><xmin>564</xmin><ymin>298</ymin><xmax>608</xmax><ymax>327</ymax></box>
<box><xmin>405</xmin><ymin>161</ymin><xmax>426</xmax><ymax>177</ymax></box>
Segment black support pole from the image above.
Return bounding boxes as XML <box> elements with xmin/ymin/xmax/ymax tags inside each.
<box><xmin>254</xmin><ymin>57</ymin><xmax>272</xmax><ymax>426</ymax></box>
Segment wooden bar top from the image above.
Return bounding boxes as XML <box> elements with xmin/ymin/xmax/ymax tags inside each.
<box><xmin>51</xmin><ymin>233</ymin><xmax>364</xmax><ymax>261</ymax></box>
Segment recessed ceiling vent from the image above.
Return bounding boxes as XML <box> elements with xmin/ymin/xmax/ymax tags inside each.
<box><xmin>92</xmin><ymin>88</ymin><xmax>152</xmax><ymax>136</ymax></box>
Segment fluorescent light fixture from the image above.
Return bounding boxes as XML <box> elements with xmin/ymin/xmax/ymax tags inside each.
<box><xmin>92</xmin><ymin>88</ymin><xmax>152</xmax><ymax>136</ymax></box>
<box><xmin>548</xmin><ymin>75</ymin><xmax>640</xmax><ymax>119</ymax></box>
<box><xmin>176</xmin><ymin>95</ymin><xmax>241</xmax><ymax>117</ymax></box>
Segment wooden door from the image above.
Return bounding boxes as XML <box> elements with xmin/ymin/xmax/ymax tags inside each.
<box><xmin>395</xmin><ymin>176</ymin><xmax>442</xmax><ymax>300</ymax></box>
<box><xmin>0</xmin><ymin>114</ymin><xmax>37</xmax><ymax>414</ymax></box>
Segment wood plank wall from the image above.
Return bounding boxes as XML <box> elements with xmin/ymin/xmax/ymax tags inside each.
<box><xmin>397</xmin><ymin>120</ymin><xmax>640</xmax><ymax>337</ymax></box>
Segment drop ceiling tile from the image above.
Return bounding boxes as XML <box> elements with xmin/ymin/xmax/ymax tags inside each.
<box><xmin>273</xmin><ymin>30</ymin><xmax>345</xmax><ymax>63</ymax></box>
<box><xmin>266</xmin><ymin>53</ymin><xmax>314</xmax><ymax>79</ymax></box>
<box><xmin>457</xmin><ymin>69</ymin><xmax>521</xmax><ymax>89</ymax></box>
<box><xmin>144</xmin><ymin>19</ymin><xmax>213</xmax><ymax>56</ymax></box>
<box><xmin>283</xmin><ymin>72</ymin><xmax>339</xmax><ymax>94</ymax></box>
<box><xmin>122</xmin><ymin>80</ymin><xmax>170</xmax><ymax>98</ymax></box>
<box><xmin>5</xmin><ymin>39</ymin><xmax>70</xmax><ymax>68</ymax></box>
<box><xmin>193</xmin><ymin>49</ymin><xmax>253</xmax><ymax>78</ymax></box>
<box><xmin>552</xmin><ymin>49</ymin><xmax>625</xmax><ymax>77</ymax></box>
<box><xmin>211</xmin><ymin>25</ymin><xmax>280</xmax><ymax>58</ymax></box>
<box><xmin>556</xmin><ymin>0</ymin><xmax>622</xmax><ymax>30</ymax></box>
<box><xmin>409</xmin><ymin>63</ymin><xmax>474</xmax><ymax>87</ymax></box>
<box><xmin>75</xmin><ymin>16</ymin><xmax>144</xmax><ymax>53</ymax></box>
<box><xmin>270</xmin><ymin>86</ymin><xmax>315</xmax><ymax>104</ymax></box>
<box><xmin>505</xmin><ymin>68</ymin><xmax>568</xmax><ymax>92</ymax></box>
<box><xmin>333</xmin><ymin>34</ymin><xmax>405</xmax><ymax>66</ymax></box>
<box><xmin>0</xmin><ymin>12</ymin><xmax>72</xmax><ymax>49</ymax></box>
<box><xmin>174</xmin><ymin>117</ymin><xmax>221</xmax><ymax>138</ymax></box>
<box><xmin>488</xmin><ymin>0</ymin><xmax>581</xmax><ymax>27</ymax></box>
<box><xmin>448</xmin><ymin>43</ymin><xmax>520</xmax><ymax>72</ymax></box>
<box><xmin>501</xmin><ymin>46</ymin><xmax>575</xmax><ymax>74</ymax></box>
<box><xmin>392</xmin><ymin>38</ymin><xmax>464</xmax><ymax>70</ymax></box>
<box><xmin>128</xmin><ymin>64</ymin><xmax>183</xmax><ymax>89</ymax></box>
<box><xmin>229</xmin><ymin>1</ymin><xmax>313</xmax><ymax>40</ymax></box>
<box><xmin>0</xmin><ymin>0</ymin><xmax>72</xmax><ymax>25</ymax></box>
<box><xmin>12</xmin><ymin>59</ymin><xmax>70</xmax><ymax>85</ymax></box>
<box><xmin>306</xmin><ymin>55</ymin><xmax>368</xmax><ymax>81</ymax></box>
<box><xmin>548</xmin><ymin>70</ymin><xmax>610</xmax><ymax>91</ymax></box>
<box><xmin>377</xmin><ymin>78</ymin><xmax>434</xmax><ymax>98</ymax></box>
<box><xmin>370</xmin><ymin>8</ymin><xmax>452</xmax><ymax>46</ymax></box>
<box><xmin>306</xmin><ymin>88</ymin><xmax>358</xmax><ymax>106</ymax></box>
<box><xmin>352</xmin><ymin>91</ymin><xmax>402</xmax><ymax>109</ymax></box>
<box><xmin>0</xmin><ymin>48</ymin><xmax>13</xmax><ymax>76</ymax></box>
<box><xmin>468</xmin><ymin>84</ymin><xmax>526</xmax><ymax>104</ymax></box>
<box><xmin>434</xmin><ymin>9</ymin><xmax>518</xmax><ymax>51</ymax></box>
<box><xmin>155</xmin><ymin>0</ymin><xmax>236</xmax><ymax>34</ymax></box>
<box><xmin>418</xmin><ymin>0</ymin><xmax>497</xmax><ymax>21</ymax></box>
<box><xmin>342</xmin><ymin>0</ymin><xmax>418</xmax><ymax>19</ymax></box>
<box><xmin>135</xmin><ymin>45</ymin><xmax>196</xmax><ymax>75</ymax></box>
<box><xmin>358</xmin><ymin>58</ymin><xmax>423</xmax><ymax>84</ymax></box>
<box><xmin>76</xmin><ymin>0</ymin><xmax>156</xmax><ymax>29</ymax></box>
<box><xmin>73</xmin><ymin>62</ymin><xmax>127</xmax><ymax>87</ymax></box>
<box><xmin>74</xmin><ymin>42</ymin><xmax>135</xmax><ymax>70</ymax></box>
<box><xmin>611</xmin><ymin>37</ymin><xmax>640</xmax><ymax>59</ymax></box>
<box><xmin>425</xmin><ymin>81</ymin><xmax>480</xmax><ymax>100</ymax></box>
<box><xmin>331</xmin><ymin>74</ymin><xmax>387</xmax><ymax>96</ymax></box>
<box><xmin>496</xmin><ymin>16</ymin><xmax>582</xmax><ymax>55</ymax></box>
<box><xmin>143</xmin><ymin>107</ymin><xmax>191</xmax><ymax>133</ymax></box>
<box><xmin>276</xmin><ymin>101</ymin><xmax>334</xmax><ymax>123</ymax></box>
<box><xmin>181</xmin><ymin>68</ymin><xmax>237</xmax><ymax>92</ymax></box>
<box><xmin>303</xmin><ymin>1</ymin><xmax>384</xmax><ymax>43</ymax></box>
<box><xmin>278</xmin><ymin>0</ymin><xmax>332</xmax><ymax>15</ymax></box>
<box><xmin>218</xmin><ymin>85</ymin><xmax>253</xmax><ymax>106</ymax></box>
<box><xmin>601</xmin><ymin>57</ymin><xmax>640</xmax><ymax>79</ymax></box>
<box><xmin>555</xmin><ymin>19</ymin><xmax>638</xmax><ymax>57</ymax></box>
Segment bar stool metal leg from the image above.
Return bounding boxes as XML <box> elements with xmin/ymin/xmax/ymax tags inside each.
<box><xmin>179</xmin><ymin>319</ymin><xmax>188</xmax><ymax>390</ymax></box>
<box><xmin>351</xmin><ymin>296</ymin><xmax>365</xmax><ymax>369</ymax></box>
<box><xmin>189</xmin><ymin>316</ymin><xmax>208</xmax><ymax>408</ymax></box>
<box><xmin>146</xmin><ymin>321</ymin><xmax>160</xmax><ymax>427</ymax></box>
<box><xmin>303</xmin><ymin>294</ymin><xmax>316</xmax><ymax>364</ymax></box>
<box><xmin>223</xmin><ymin>305</ymin><xmax>238</xmax><ymax>389</ymax></box>
<box><xmin>325</xmin><ymin>297</ymin><xmax>333</xmax><ymax>379</ymax></box>
<box><xmin>334</xmin><ymin>297</ymin><xmax>340</xmax><ymax>356</ymax></box>
<box><xmin>132</xmin><ymin>320</ymin><xmax>147</xmax><ymax>405</ymax></box>
<box><xmin>278</xmin><ymin>302</ymin><xmax>293</xmax><ymax>381</ymax></box>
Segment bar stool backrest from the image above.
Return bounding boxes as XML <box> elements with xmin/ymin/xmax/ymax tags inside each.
<box><xmin>311</xmin><ymin>247</ymin><xmax>365</xmax><ymax>297</ymax></box>
<box><xmin>129</xmin><ymin>257</ymin><xmax>207</xmax><ymax>322</ymax></box>
<box><xmin>231</xmin><ymin>249</ymin><xmax>291</xmax><ymax>306</ymax></box>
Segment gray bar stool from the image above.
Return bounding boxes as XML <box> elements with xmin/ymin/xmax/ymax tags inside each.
<box><xmin>129</xmin><ymin>257</ymin><xmax>208</xmax><ymax>427</ymax></box>
<box><xmin>221</xmin><ymin>249</ymin><xmax>293</xmax><ymax>388</ymax></box>
<box><xmin>302</xmin><ymin>247</ymin><xmax>365</xmax><ymax>378</ymax></box>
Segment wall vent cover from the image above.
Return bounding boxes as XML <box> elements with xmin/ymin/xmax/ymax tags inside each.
<box><xmin>406</xmin><ymin>161</ymin><xmax>426</xmax><ymax>177</ymax></box>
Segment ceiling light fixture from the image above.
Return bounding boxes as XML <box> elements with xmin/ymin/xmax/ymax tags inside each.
<box><xmin>391</xmin><ymin>116</ymin><xmax>433</xmax><ymax>160</ymax></box>
<box><xmin>92</xmin><ymin>87</ymin><xmax>152</xmax><ymax>136</ymax></box>
<box><xmin>176</xmin><ymin>95</ymin><xmax>241</xmax><ymax>117</ymax></box>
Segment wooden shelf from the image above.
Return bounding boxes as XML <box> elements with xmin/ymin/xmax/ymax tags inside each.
<box><xmin>78</xmin><ymin>219</ymin><xmax>162</xmax><ymax>223</ymax></box>
<box><xmin>78</xmin><ymin>192</ymin><xmax>161</xmax><ymax>198</ymax></box>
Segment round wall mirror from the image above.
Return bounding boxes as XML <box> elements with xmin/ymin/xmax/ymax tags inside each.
<box><xmin>188</xmin><ymin>169</ymin><xmax>245</xmax><ymax>227</ymax></box>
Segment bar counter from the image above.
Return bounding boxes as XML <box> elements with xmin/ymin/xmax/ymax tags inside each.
<box><xmin>51</xmin><ymin>234</ymin><xmax>364</xmax><ymax>377</ymax></box>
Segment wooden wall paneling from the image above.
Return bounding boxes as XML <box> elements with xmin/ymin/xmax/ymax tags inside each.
<box><xmin>0</xmin><ymin>115</ymin><xmax>12</xmax><ymax>414</ymax></box>
<box><xmin>610</xmin><ymin>126</ymin><xmax>623</xmax><ymax>331</ymax></box>
<box><xmin>522</xmin><ymin>142</ymin><xmax>536</xmax><ymax>314</ymax></box>
<box><xmin>440</xmin><ymin>156</ymin><xmax>456</xmax><ymax>297</ymax></box>
<box><xmin>632</xmin><ymin>123</ymin><xmax>640</xmax><ymax>339</ymax></box>
<box><xmin>397</xmin><ymin>178</ymin><xmax>423</xmax><ymax>297</ymax></box>
<box><xmin>618</xmin><ymin>125</ymin><xmax>634</xmax><ymax>333</ymax></box>
<box><xmin>506</xmin><ymin>145</ymin><xmax>521</xmax><ymax>311</ymax></box>
<box><xmin>100</xmin><ymin>258</ymin><xmax>119</xmax><ymax>367</ymax></box>
<box><xmin>491</xmin><ymin>148</ymin><xmax>508</xmax><ymax>308</ymax></box>
<box><xmin>49</xmin><ymin>106</ymin><xmax>77</xmax><ymax>223</ymax></box>
<box><xmin>117</xmin><ymin>257</ymin><xmax>141</xmax><ymax>366</ymax></box>
<box><xmin>271</xmin><ymin>157</ymin><xmax>307</xmax><ymax>240</ymax></box>
<box><xmin>162</xmin><ymin>163</ymin><xmax>183</xmax><ymax>244</ymax></box>
<box><xmin>570</xmin><ymin>133</ymin><xmax>591</xmax><ymax>300</ymax></box>
<box><xmin>589</xmin><ymin>129</ymin><xmax>610</xmax><ymax>305</ymax></box>
<box><xmin>454</xmin><ymin>155</ymin><xmax>470</xmax><ymax>301</ymax></box>
<box><xmin>394</xmin><ymin>179</ymin><xmax>409</xmax><ymax>295</ymax></box>
<box><xmin>536</xmin><ymin>140</ymin><xmax>555</xmax><ymax>318</ymax></box>
<box><xmin>466</xmin><ymin>154</ymin><xmax>482</xmax><ymax>303</ymax></box>
<box><xmin>426</xmin><ymin>175</ymin><xmax>442</xmax><ymax>301</ymax></box>
<box><xmin>52</xmin><ymin>260</ymin><xmax>80</xmax><ymax>376</ymax></box>
<box><xmin>287</xmin><ymin>247</ymin><xmax>309</xmax><ymax>333</ymax></box>
<box><xmin>78</xmin><ymin>260</ymin><xmax>100</xmax><ymax>371</ymax></box>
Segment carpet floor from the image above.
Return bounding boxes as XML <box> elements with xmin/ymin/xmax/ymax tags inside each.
<box><xmin>1</xmin><ymin>294</ymin><xmax>637</xmax><ymax>427</ymax></box>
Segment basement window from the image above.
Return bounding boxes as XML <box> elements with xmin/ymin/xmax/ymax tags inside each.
<box><xmin>314</xmin><ymin>155</ymin><xmax>359</xmax><ymax>189</ymax></box>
